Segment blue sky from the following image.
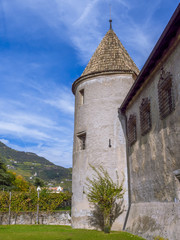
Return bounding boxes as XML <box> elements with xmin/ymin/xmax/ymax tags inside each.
<box><xmin>0</xmin><ymin>0</ymin><xmax>179</xmax><ymax>168</ymax></box>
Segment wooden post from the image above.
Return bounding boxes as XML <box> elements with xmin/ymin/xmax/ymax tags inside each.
<box><xmin>8</xmin><ymin>192</ymin><xmax>11</xmax><ymax>225</ymax></box>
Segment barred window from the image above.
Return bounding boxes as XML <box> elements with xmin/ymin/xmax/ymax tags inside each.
<box><xmin>127</xmin><ymin>114</ymin><xmax>137</xmax><ymax>146</ymax></box>
<box><xmin>158</xmin><ymin>68</ymin><xmax>175</xmax><ymax>119</ymax></box>
<box><xmin>140</xmin><ymin>98</ymin><xmax>151</xmax><ymax>136</ymax></box>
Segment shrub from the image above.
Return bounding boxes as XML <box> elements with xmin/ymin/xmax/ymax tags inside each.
<box><xmin>154</xmin><ymin>236</ymin><xmax>168</xmax><ymax>240</ymax></box>
<box><xmin>86</xmin><ymin>165</ymin><xmax>124</xmax><ymax>233</ymax></box>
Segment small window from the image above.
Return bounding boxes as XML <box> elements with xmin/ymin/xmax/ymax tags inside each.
<box><xmin>77</xmin><ymin>132</ymin><xmax>86</xmax><ymax>150</ymax></box>
<box><xmin>127</xmin><ymin>114</ymin><xmax>137</xmax><ymax>146</ymax></box>
<box><xmin>79</xmin><ymin>89</ymin><xmax>84</xmax><ymax>105</ymax></box>
<box><xmin>158</xmin><ymin>68</ymin><xmax>175</xmax><ymax>119</ymax></box>
<box><xmin>140</xmin><ymin>98</ymin><xmax>151</xmax><ymax>136</ymax></box>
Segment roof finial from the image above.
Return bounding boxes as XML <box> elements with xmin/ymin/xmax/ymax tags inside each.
<box><xmin>109</xmin><ymin>4</ymin><xmax>112</xmax><ymax>29</ymax></box>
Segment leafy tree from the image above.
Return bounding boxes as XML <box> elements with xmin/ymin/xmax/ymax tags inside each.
<box><xmin>13</xmin><ymin>173</ymin><xmax>30</xmax><ymax>191</ymax></box>
<box><xmin>0</xmin><ymin>158</ymin><xmax>15</xmax><ymax>190</ymax></box>
<box><xmin>34</xmin><ymin>177</ymin><xmax>45</xmax><ymax>187</ymax></box>
<box><xmin>86</xmin><ymin>165</ymin><xmax>124</xmax><ymax>233</ymax></box>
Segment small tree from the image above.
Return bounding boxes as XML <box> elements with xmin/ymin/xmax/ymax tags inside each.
<box><xmin>0</xmin><ymin>159</ymin><xmax>15</xmax><ymax>191</ymax></box>
<box><xmin>86</xmin><ymin>165</ymin><xmax>124</xmax><ymax>233</ymax></box>
<box><xmin>34</xmin><ymin>177</ymin><xmax>44</xmax><ymax>187</ymax></box>
<box><xmin>13</xmin><ymin>174</ymin><xmax>30</xmax><ymax>191</ymax></box>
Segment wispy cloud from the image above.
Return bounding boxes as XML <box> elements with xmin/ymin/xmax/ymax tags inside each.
<box><xmin>0</xmin><ymin>0</ymin><xmax>178</xmax><ymax>168</ymax></box>
<box><xmin>0</xmin><ymin>78</ymin><xmax>74</xmax><ymax>167</ymax></box>
<box><xmin>1</xmin><ymin>0</ymin><xmax>176</xmax><ymax>67</ymax></box>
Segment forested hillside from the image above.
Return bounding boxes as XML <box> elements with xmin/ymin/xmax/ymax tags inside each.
<box><xmin>0</xmin><ymin>142</ymin><xmax>72</xmax><ymax>191</ymax></box>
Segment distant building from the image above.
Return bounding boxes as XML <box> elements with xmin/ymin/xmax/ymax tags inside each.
<box><xmin>7</xmin><ymin>165</ymin><xmax>15</xmax><ymax>170</ymax></box>
<box><xmin>48</xmin><ymin>186</ymin><xmax>63</xmax><ymax>193</ymax></box>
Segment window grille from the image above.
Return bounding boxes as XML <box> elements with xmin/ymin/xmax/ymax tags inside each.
<box><xmin>158</xmin><ymin>68</ymin><xmax>175</xmax><ymax>119</ymax></box>
<box><xmin>140</xmin><ymin>98</ymin><xmax>151</xmax><ymax>136</ymax></box>
<box><xmin>127</xmin><ymin>114</ymin><xmax>137</xmax><ymax>146</ymax></box>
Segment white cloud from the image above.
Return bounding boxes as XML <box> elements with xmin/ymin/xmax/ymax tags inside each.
<box><xmin>0</xmin><ymin>139</ymin><xmax>10</xmax><ymax>145</ymax></box>
<box><xmin>1</xmin><ymin>0</ymin><xmax>164</xmax><ymax>67</ymax></box>
<box><xmin>0</xmin><ymin>121</ymin><xmax>51</xmax><ymax>141</ymax></box>
<box><xmin>44</xmin><ymin>98</ymin><xmax>74</xmax><ymax>115</ymax></box>
<box><xmin>0</xmin><ymin>82</ymin><xmax>74</xmax><ymax>167</ymax></box>
<box><xmin>0</xmin><ymin>0</ymin><xmax>177</xmax><ymax>169</ymax></box>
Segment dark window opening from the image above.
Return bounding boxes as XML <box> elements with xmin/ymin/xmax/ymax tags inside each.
<box><xmin>140</xmin><ymin>98</ymin><xmax>151</xmax><ymax>136</ymax></box>
<box><xmin>79</xmin><ymin>89</ymin><xmax>84</xmax><ymax>105</ymax></box>
<box><xmin>127</xmin><ymin>114</ymin><xmax>137</xmax><ymax>146</ymax></box>
<box><xmin>158</xmin><ymin>68</ymin><xmax>175</xmax><ymax>119</ymax></box>
<box><xmin>77</xmin><ymin>132</ymin><xmax>86</xmax><ymax>150</ymax></box>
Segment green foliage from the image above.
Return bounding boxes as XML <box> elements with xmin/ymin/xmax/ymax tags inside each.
<box><xmin>0</xmin><ymin>225</ymin><xmax>146</xmax><ymax>240</ymax></box>
<box><xmin>0</xmin><ymin>190</ymin><xmax>71</xmax><ymax>213</ymax></box>
<box><xmin>0</xmin><ymin>191</ymin><xmax>10</xmax><ymax>211</ymax></box>
<box><xmin>154</xmin><ymin>236</ymin><xmax>168</xmax><ymax>240</ymax></box>
<box><xmin>86</xmin><ymin>165</ymin><xmax>124</xmax><ymax>233</ymax></box>
<box><xmin>0</xmin><ymin>141</ymin><xmax>72</xmax><ymax>187</ymax></box>
<box><xmin>0</xmin><ymin>158</ymin><xmax>31</xmax><ymax>191</ymax></box>
<box><xmin>34</xmin><ymin>177</ymin><xmax>45</xmax><ymax>187</ymax></box>
<box><xmin>13</xmin><ymin>173</ymin><xmax>31</xmax><ymax>191</ymax></box>
<box><xmin>39</xmin><ymin>189</ymin><xmax>71</xmax><ymax>212</ymax></box>
<box><xmin>0</xmin><ymin>158</ymin><xmax>15</xmax><ymax>190</ymax></box>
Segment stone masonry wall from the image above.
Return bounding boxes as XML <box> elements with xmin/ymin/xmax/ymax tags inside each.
<box><xmin>125</xmin><ymin>40</ymin><xmax>180</xmax><ymax>204</ymax></box>
<box><xmin>126</xmin><ymin>202</ymin><xmax>180</xmax><ymax>240</ymax></box>
<box><xmin>124</xmin><ymin>33</ymin><xmax>180</xmax><ymax>240</ymax></box>
<box><xmin>0</xmin><ymin>211</ymin><xmax>71</xmax><ymax>225</ymax></box>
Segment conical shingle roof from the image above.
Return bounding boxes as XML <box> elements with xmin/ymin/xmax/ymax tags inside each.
<box><xmin>72</xmin><ymin>28</ymin><xmax>139</xmax><ymax>94</ymax></box>
<box><xmin>82</xmin><ymin>29</ymin><xmax>139</xmax><ymax>77</ymax></box>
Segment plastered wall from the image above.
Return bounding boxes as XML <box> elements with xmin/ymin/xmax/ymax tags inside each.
<box><xmin>72</xmin><ymin>73</ymin><xmax>134</xmax><ymax>230</ymax></box>
<box><xmin>124</xmin><ymin>38</ymin><xmax>180</xmax><ymax>240</ymax></box>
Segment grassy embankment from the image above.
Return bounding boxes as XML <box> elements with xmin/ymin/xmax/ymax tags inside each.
<box><xmin>0</xmin><ymin>225</ymin><xmax>146</xmax><ymax>240</ymax></box>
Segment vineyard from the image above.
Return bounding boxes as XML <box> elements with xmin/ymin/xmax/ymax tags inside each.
<box><xmin>0</xmin><ymin>190</ymin><xmax>71</xmax><ymax>224</ymax></box>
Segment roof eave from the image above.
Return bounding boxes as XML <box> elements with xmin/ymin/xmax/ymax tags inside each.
<box><xmin>120</xmin><ymin>3</ymin><xmax>180</xmax><ymax>113</ymax></box>
<box><xmin>72</xmin><ymin>69</ymin><xmax>138</xmax><ymax>95</ymax></box>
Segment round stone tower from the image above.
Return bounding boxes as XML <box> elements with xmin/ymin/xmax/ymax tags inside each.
<box><xmin>71</xmin><ymin>23</ymin><xmax>139</xmax><ymax>230</ymax></box>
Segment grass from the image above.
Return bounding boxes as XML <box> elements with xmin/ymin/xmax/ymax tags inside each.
<box><xmin>0</xmin><ymin>225</ymin><xmax>146</xmax><ymax>240</ymax></box>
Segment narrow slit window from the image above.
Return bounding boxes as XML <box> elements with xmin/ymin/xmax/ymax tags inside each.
<box><xmin>140</xmin><ymin>98</ymin><xmax>151</xmax><ymax>136</ymax></box>
<box><xmin>79</xmin><ymin>89</ymin><xmax>84</xmax><ymax>105</ymax></box>
<box><xmin>127</xmin><ymin>114</ymin><xmax>137</xmax><ymax>146</ymax></box>
<box><xmin>158</xmin><ymin>68</ymin><xmax>175</xmax><ymax>119</ymax></box>
<box><xmin>77</xmin><ymin>132</ymin><xmax>86</xmax><ymax>150</ymax></box>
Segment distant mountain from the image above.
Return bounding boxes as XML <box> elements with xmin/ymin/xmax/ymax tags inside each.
<box><xmin>0</xmin><ymin>141</ymin><xmax>72</xmax><ymax>191</ymax></box>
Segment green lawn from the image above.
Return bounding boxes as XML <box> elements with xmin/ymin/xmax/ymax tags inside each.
<box><xmin>0</xmin><ymin>225</ymin><xmax>146</xmax><ymax>240</ymax></box>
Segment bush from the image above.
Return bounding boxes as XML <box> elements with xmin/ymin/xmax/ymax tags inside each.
<box><xmin>86</xmin><ymin>165</ymin><xmax>124</xmax><ymax>233</ymax></box>
<box><xmin>154</xmin><ymin>236</ymin><xmax>168</xmax><ymax>240</ymax></box>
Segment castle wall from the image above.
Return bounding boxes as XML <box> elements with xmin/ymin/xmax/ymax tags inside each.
<box><xmin>124</xmin><ymin>40</ymin><xmax>180</xmax><ymax>239</ymax></box>
<box><xmin>72</xmin><ymin>73</ymin><xmax>134</xmax><ymax>230</ymax></box>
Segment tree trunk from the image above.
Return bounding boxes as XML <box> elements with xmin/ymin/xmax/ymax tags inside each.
<box><xmin>15</xmin><ymin>213</ymin><xmax>18</xmax><ymax>225</ymax></box>
<box><xmin>103</xmin><ymin>212</ymin><xmax>111</xmax><ymax>233</ymax></box>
